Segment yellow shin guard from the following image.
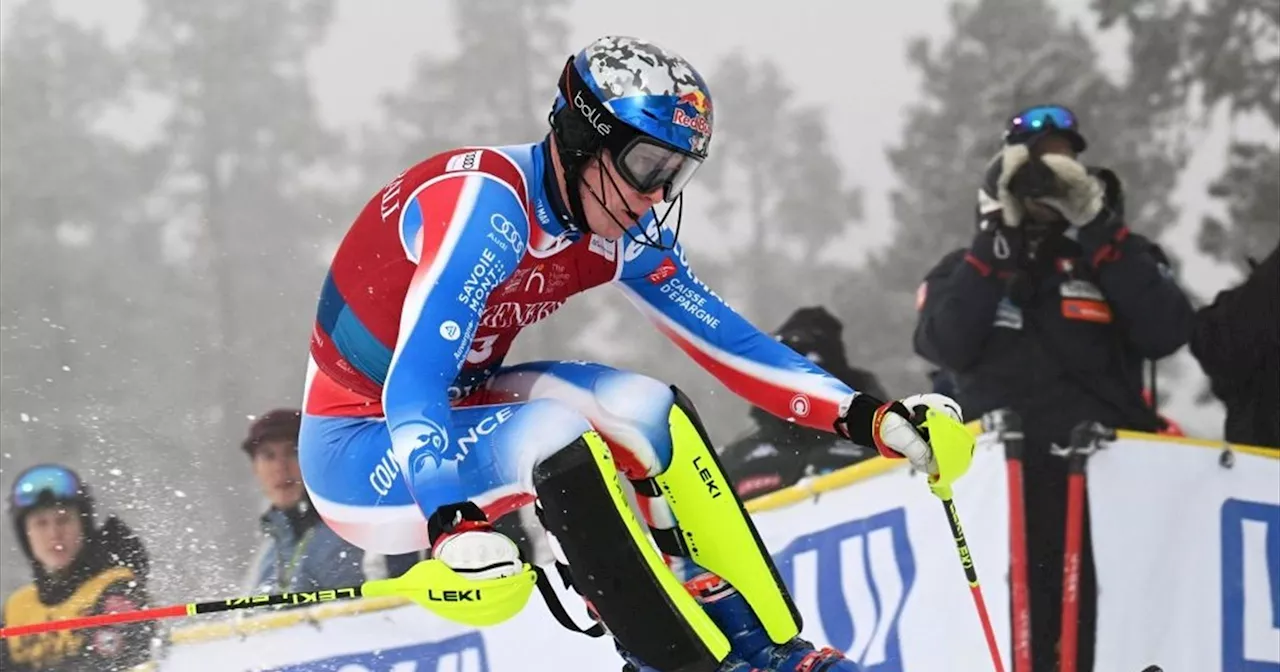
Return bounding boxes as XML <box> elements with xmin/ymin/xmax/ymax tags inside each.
<box><xmin>533</xmin><ymin>431</ymin><xmax>732</xmax><ymax>671</ymax></box>
<box><xmin>649</xmin><ymin>387</ymin><xmax>802</xmax><ymax>646</ymax></box>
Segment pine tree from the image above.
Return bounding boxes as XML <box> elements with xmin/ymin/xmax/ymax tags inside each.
<box><xmin>1096</xmin><ymin>0</ymin><xmax>1279</xmax><ymax>272</ymax></box>
<box><xmin>133</xmin><ymin>0</ymin><xmax>341</xmax><ymax>592</ymax></box>
<box><xmin>0</xmin><ymin>0</ymin><xmax>162</xmax><ymax>597</ymax></box>
<box><xmin>833</xmin><ymin>0</ymin><xmax>1189</xmax><ymax>396</ymax></box>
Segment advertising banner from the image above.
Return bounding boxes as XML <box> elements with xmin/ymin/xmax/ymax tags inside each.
<box><xmin>158</xmin><ymin>441</ymin><xmax>1012</xmax><ymax>671</ymax></box>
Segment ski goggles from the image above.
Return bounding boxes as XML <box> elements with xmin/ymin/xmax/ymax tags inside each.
<box><xmin>10</xmin><ymin>464</ymin><xmax>83</xmax><ymax>509</ymax></box>
<box><xmin>1004</xmin><ymin>104</ymin><xmax>1086</xmax><ymax>151</ymax></box>
<box><xmin>1006</xmin><ymin>105</ymin><xmax>1077</xmax><ymax>137</ymax></box>
<box><xmin>612</xmin><ymin>136</ymin><xmax>702</xmax><ymax>202</ymax></box>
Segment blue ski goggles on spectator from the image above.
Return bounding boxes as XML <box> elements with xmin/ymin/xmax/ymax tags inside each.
<box><xmin>10</xmin><ymin>464</ymin><xmax>84</xmax><ymax>509</ymax></box>
<box><xmin>1004</xmin><ymin>104</ymin><xmax>1087</xmax><ymax>152</ymax></box>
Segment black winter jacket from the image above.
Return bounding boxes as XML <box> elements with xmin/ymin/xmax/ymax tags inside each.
<box><xmin>914</xmin><ymin>224</ymin><xmax>1193</xmax><ymax>444</ymax></box>
<box><xmin>1191</xmin><ymin>244</ymin><xmax>1280</xmax><ymax>447</ymax></box>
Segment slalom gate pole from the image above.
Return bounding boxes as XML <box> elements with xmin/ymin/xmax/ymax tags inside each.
<box><xmin>998</xmin><ymin>411</ymin><xmax>1033</xmax><ymax>672</ymax></box>
<box><xmin>1059</xmin><ymin>450</ymin><xmax>1087</xmax><ymax>672</ymax></box>
<box><xmin>1055</xmin><ymin>421</ymin><xmax>1114</xmax><ymax>672</ymax></box>
<box><xmin>942</xmin><ymin>497</ymin><xmax>1006</xmax><ymax>672</ymax></box>
<box><xmin>0</xmin><ymin>586</ymin><xmax>365</xmax><ymax>639</ymax></box>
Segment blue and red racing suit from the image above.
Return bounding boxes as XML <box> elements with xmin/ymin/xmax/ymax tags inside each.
<box><xmin>298</xmin><ymin>140</ymin><xmax>857</xmax><ymax>560</ymax></box>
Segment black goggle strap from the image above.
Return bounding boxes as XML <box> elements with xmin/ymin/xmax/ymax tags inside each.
<box><xmin>557</xmin><ymin>57</ymin><xmax>629</xmax><ymax>154</ymax></box>
<box><xmin>595</xmin><ymin>147</ymin><xmax>677</xmax><ymax>252</ymax></box>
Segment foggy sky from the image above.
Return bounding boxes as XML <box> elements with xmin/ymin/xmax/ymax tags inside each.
<box><xmin>0</xmin><ymin>0</ymin><xmax>1257</xmax><ymax>455</ymax></box>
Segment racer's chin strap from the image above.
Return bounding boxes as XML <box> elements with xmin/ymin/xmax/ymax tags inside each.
<box><xmin>545</xmin><ymin>130</ymin><xmax>594</xmax><ymax>237</ymax></box>
<box><xmin>545</xmin><ymin>124</ymin><xmax>683</xmax><ymax>252</ymax></box>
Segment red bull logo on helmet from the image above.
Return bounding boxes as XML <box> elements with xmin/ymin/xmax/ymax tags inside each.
<box><xmin>673</xmin><ymin>91</ymin><xmax>712</xmax><ymax>136</ymax></box>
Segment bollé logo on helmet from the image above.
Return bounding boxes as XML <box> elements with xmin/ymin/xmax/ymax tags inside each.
<box><xmin>574</xmin><ymin>90</ymin><xmax>611</xmax><ymax>135</ymax></box>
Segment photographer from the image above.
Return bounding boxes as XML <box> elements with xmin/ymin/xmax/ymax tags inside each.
<box><xmin>913</xmin><ymin>105</ymin><xmax>1193</xmax><ymax>671</ymax></box>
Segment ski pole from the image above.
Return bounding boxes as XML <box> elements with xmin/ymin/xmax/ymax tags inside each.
<box><xmin>942</xmin><ymin>497</ymin><xmax>1006</xmax><ymax>672</ymax></box>
<box><xmin>0</xmin><ymin>586</ymin><xmax>367</xmax><ymax>638</ymax></box>
<box><xmin>0</xmin><ymin>558</ymin><xmax>537</xmax><ymax>639</ymax></box>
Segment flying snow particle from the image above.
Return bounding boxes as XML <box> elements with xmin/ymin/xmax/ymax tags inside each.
<box><xmin>173</xmin><ymin>490</ymin><xmax>187</xmax><ymax>498</ymax></box>
<box><xmin>19</xmin><ymin>413</ymin><xmax>30</xmax><ymax>423</ymax></box>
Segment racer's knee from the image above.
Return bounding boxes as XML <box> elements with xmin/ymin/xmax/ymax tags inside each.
<box><xmin>487</xmin><ymin>398</ymin><xmax>592</xmax><ymax>509</ymax></box>
<box><xmin>299</xmin><ymin>413</ymin><xmax>430</xmax><ymax>556</ymax></box>
<box><xmin>589</xmin><ymin>368</ymin><xmax>677</xmax><ymax>479</ymax></box>
<box><xmin>403</xmin><ymin>398</ymin><xmax>591</xmax><ymax>527</ymax></box>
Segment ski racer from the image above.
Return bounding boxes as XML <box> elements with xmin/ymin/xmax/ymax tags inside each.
<box><xmin>298</xmin><ymin>35</ymin><xmax>976</xmax><ymax>672</ymax></box>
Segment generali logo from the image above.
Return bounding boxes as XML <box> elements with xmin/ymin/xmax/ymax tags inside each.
<box><xmin>479</xmin><ymin>300</ymin><xmax>565</xmax><ymax>328</ymax></box>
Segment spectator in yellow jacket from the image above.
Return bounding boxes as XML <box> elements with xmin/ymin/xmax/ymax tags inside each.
<box><xmin>1</xmin><ymin>464</ymin><xmax>152</xmax><ymax>671</ymax></box>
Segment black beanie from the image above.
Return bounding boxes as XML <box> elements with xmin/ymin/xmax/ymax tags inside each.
<box><xmin>774</xmin><ymin>306</ymin><xmax>847</xmax><ymax>369</ymax></box>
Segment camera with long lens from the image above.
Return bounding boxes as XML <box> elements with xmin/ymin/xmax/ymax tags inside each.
<box><xmin>1005</xmin><ymin>154</ymin><xmax>1065</xmax><ymax>202</ymax></box>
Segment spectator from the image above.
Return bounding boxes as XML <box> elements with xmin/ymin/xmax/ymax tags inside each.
<box><xmin>1190</xmin><ymin>242</ymin><xmax>1280</xmax><ymax>448</ymax></box>
<box><xmin>912</xmin><ymin>104</ymin><xmax>1193</xmax><ymax>672</ymax></box>
<box><xmin>241</xmin><ymin>409</ymin><xmax>367</xmax><ymax>594</ymax></box>
<box><xmin>720</xmin><ymin>306</ymin><xmax>888</xmax><ymax>499</ymax></box>
<box><xmin>1</xmin><ymin>464</ymin><xmax>152</xmax><ymax>671</ymax></box>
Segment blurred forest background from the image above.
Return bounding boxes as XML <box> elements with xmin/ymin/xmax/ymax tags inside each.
<box><xmin>1</xmin><ymin>0</ymin><xmax>1276</xmax><ymax>602</ymax></box>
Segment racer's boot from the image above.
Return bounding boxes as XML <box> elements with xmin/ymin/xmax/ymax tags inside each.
<box><xmin>426</xmin><ymin>501</ymin><xmax>524</xmax><ymax>580</ymax></box>
<box><xmin>618</xmin><ymin>602</ymin><xmax>857</xmax><ymax>670</ymax></box>
<box><xmin>360</xmin><ymin>501</ymin><xmax>536</xmax><ymax>628</ymax></box>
